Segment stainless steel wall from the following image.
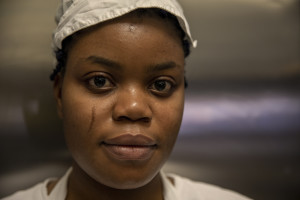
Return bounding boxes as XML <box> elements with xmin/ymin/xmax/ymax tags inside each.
<box><xmin>0</xmin><ymin>0</ymin><xmax>299</xmax><ymax>199</ymax></box>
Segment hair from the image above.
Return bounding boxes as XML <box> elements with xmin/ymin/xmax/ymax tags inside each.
<box><xmin>50</xmin><ymin>8</ymin><xmax>191</xmax><ymax>87</ymax></box>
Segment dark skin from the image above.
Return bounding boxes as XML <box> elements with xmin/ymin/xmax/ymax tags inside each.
<box><xmin>52</xmin><ymin>13</ymin><xmax>185</xmax><ymax>200</ymax></box>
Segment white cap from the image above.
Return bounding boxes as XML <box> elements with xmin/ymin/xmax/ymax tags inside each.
<box><xmin>53</xmin><ymin>0</ymin><xmax>197</xmax><ymax>50</ymax></box>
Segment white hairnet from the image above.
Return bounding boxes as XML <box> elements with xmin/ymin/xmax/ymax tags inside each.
<box><xmin>53</xmin><ymin>0</ymin><xmax>197</xmax><ymax>50</ymax></box>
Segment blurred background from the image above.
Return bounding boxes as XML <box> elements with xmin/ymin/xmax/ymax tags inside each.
<box><xmin>0</xmin><ymin>0</ymin><xmax>299</xmax><ymax>199</ymax></box>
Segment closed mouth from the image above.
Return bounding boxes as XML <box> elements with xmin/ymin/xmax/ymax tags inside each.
<box><xmin>101</xmin><ymin>134</ymin><xmax>157</xmax><ymax>161</ymax></box>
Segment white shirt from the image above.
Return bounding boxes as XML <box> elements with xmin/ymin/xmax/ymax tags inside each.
<box><xmin>2</xmin><ymin>168</ymin><xmax>252</xmax><ymax>200</ymax></box>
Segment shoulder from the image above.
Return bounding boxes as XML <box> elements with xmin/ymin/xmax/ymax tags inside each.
<box><xmin>1</xmin><ymin>179</ymin><xmax>51</xmax><ymax>200</ymax></box>
<box><xmin>1</xmin><ymin>168</ymin><xmax>71</xmax><ymax>200</ymax></box>
<box><xmin>166</xmin><ymin>173</ymin><xmax>252</xmax><ymax>200</ymax></box>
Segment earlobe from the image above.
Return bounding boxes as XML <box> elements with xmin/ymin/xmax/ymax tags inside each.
<box><xmin>53</xmin><ymin>74</ymin><xmax>64</xmax><ymax>119</ymax></box>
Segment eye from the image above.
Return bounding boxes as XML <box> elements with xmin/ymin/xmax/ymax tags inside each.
<box><xmin>87</xmin><ymin>75</ymin><xmax>114</xmax><ymax>91</ymax></box>
<box><xmin>149</xmin><ymin>79</ymin><xmax>174</xmax><ymax>96</ymax></box>
<box><xmin>154</xmin><ymin>80</ymin><xmax>168</xmax><ymax>91</ymax></box>
<box><xmin>93</xmin><ymin>76</ymin><xmax>107</xmax><ymax>87</ymax></box>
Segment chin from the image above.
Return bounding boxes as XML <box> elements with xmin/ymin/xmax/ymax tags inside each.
<box><xmin>94</xmin><ymin>167</ymin><xmax>161</xmax><ymax>190</ymax></box>
<box><xmin>108</xmin><ymin>175</ymin><xmax>156</xmax><ymax>190</ymax></box>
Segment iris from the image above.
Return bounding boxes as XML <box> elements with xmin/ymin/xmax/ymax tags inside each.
<box><xmin>94</xmin><ymin>76</ymin><xmax>106</xmax><ymax>87</ymax></box>
<box><xmin>154</xmin><ymin>80</ymin><xmax>166</xmax><ymax>91</ymax></box>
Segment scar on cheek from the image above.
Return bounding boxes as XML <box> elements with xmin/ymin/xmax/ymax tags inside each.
<box><xmin>88</xmin><ymin>106</ymin><xmax>96</xmax><ymax>133</ymax></box>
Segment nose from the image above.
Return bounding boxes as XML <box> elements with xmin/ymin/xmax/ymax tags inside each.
<box><xmin>112</xmin><ymin>86</ymin><xmax>152</xmax><ymax>123</ymax></box>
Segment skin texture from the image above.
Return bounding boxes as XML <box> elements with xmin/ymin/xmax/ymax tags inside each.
<box><xmin>53</xmin><ymin>13</ymin><xmax>185</xmax><ymax>200</ymax></box>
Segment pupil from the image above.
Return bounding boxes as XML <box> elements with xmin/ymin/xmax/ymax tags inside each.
<box><xmin>94</xmin><ymin>76</ymin><xmax>106</xmax><ymax>87</ymax></box>
<box><xmin>155</xmin><ymin>81</ymin><xmax>166</xmax><ymax>91</ymax></box>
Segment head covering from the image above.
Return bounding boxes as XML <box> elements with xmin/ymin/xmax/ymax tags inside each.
<box><xmin>53</xmin><ymin>0</ymin><xmax>197</xmax><ymax>50</ymax></box>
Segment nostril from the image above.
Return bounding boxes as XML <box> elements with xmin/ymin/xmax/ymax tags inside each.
<box><xmin>141</xmin><ymin>117</ymin><xmax>151</xmax><ymax>123</ymax></box>
<box><xmin>116</xmin><ymin>116</ymin><xmax>130</xmax><ymax>121</ymax></box>
<box><xmin>116</xmin><ymin>116</ymin><xmax>151</xmax><ymax>123</ymax></box>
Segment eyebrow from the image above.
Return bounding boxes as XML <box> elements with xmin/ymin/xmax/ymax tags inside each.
<box><xmin>85</xmin><ymin>55</ymin><xmax>180</xmax><ymax>72</ymax></box>
<box><xmin>146</xmin><ymin>61</ymin><xmax>180</xmax><ymax>73</ymax></box>
<box><xmin>85</xmin><ymin>55</ymin><xmax>121</xmax><ymax>70</ymax></box>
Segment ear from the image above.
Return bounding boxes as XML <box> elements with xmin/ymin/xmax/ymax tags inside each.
<box><xmin>53</xmin><ymin>74</ymin><xmax>64</xmax><ymax>119</ymax></box>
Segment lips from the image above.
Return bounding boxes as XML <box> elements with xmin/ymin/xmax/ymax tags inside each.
<box><xmin>101</xmin><ymin>134</ymin><xmax>157</xmax><ymax>161</ymax></box>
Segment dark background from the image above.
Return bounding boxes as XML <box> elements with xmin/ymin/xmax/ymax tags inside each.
<box><xmin>0</xmin><ymin>0</ymin><xmax>299</xmax><ymax>199</ymax></box>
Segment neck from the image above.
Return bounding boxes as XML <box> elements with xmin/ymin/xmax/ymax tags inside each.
<box><xmin>66</xmin><ymin>164</ymin><xmax>164</xmax><ymax>200</ymax></box>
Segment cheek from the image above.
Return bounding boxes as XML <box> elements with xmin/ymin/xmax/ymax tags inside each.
<box><xmin>61</xmin><ymin>88</ymin><xmax>91</xmax><ymax>133</ymax></box>
<box><xmin>60</xmin><ymin>82</ymin><xmax>110</xmax><ymax>152</ymax></box>
<box><xmin>61</xmin><ymin>92</ymin><xmax>93</xmax><ymax>156</ymax></box>
<box><xmin>155</xmin><ymin>89</ymin><xmax>184</xmax><ymax>147</ymax></box>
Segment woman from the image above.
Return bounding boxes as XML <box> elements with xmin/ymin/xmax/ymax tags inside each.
<box><xmin>3</xmin><ymin>0</ymin><xmax>251</xmax><ymax>199</ymax></box>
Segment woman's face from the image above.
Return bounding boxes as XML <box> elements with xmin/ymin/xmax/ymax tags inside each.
<box><xmin>54</xmin><ymin>14</ymin><xmax>185</xmax><ymax>189</ymax></box>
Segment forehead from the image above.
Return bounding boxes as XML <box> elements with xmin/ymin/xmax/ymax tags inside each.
<box><xmin>71</xmin><ymin>11</ymin><xmax>182</xmax><ymax>46</ymax></box>
<box><xmin>74</xmin><ymin>9</ymin><xmax>182</xmax><ymax>38</ymax></box>
<box><xmin>66</xmin><ymin>12</ymin><xmax>185</xmax><ymax>71</ymax></box>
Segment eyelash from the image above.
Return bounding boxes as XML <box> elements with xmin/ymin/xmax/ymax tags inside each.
<box><xmin>148</xmin><ymin>79</ymin><xmax>176</xmax><ymax>96</ymax></box>
<box><xmin>85</xmin><ymin>73</ymin><xmax>115</xmax><ymax>92</ymax></box>
<box><xmin>84</xmin><ymin>73</ymin><xmax>176</xmax><ymax>96</ymax></box>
